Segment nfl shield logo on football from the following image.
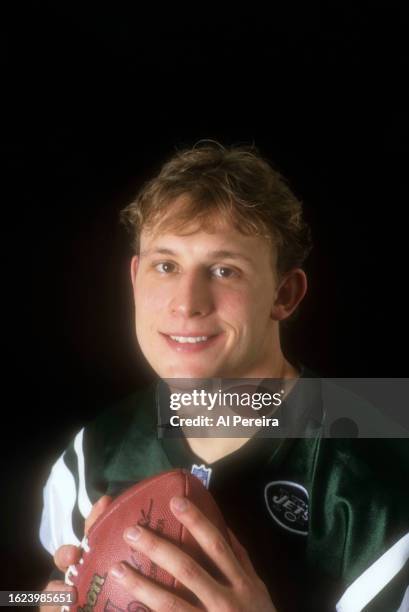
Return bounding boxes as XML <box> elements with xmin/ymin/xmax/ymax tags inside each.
<box><xmin>191</xmin><ymin>464</ymin><xmax>212</xmax><ymax>489</ymax></box>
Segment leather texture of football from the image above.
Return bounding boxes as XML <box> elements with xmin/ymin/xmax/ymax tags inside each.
<box><xmin>64</xmin><ymin>469</ymin><xmax>229</xmax><ymax>611</ymax></box>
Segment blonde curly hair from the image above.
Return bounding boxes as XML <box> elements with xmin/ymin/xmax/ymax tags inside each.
<box><xmin>120</xmin><ymin>141</ymin><xmax>312</xmax><ymax>277</ymax></box>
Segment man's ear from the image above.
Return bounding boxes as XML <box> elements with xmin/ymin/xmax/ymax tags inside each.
<box><xmin>130</xmin><ymin>255</ymin><xmax>140</xmax><ymax>291</ymax></box>
<box><xmin>271</xmin><ymin>268</ymin><xmax>307</xmax><ymax>321</ymax></box>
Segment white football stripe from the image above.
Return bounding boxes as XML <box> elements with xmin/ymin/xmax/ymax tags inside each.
<box><xmin>73</xmin><ymin>428</ymin><xmax>93</xmax><ymax>518</ymax></box>
<box><xmin>336</xmin><ymin>532</ymin><xmax>409</xmax><ymax>612</ymax></box>
<box><xmin>39</xmin><ymin>451</ymin><xmax>80</xmax><ymax>554</ymax></box>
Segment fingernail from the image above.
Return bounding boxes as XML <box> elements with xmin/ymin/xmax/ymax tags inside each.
<box><xmin>124</xmin><ymin>526</ymin><xmax>142</xmax><ymax>542</ymax></box>
<box><xmin>110</xmin><ymin>562</ymin><xmax>127</xmax><ymax>579</ymax></box>
<box><xmin>171</xmin><ymin>496</ymin><xmax>189</xmax><ymax>513</ymax></box>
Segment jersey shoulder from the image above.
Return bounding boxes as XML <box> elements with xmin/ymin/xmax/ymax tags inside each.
<box><xmin>39</xmin><ymin>384</ymin><xmax>163</xmax><ymax>554</ymax></box>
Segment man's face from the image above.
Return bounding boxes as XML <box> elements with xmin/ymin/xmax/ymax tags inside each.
<box><xmin>131</xmin><ymin>207</ymin><xmax>282</xmax><ymax>379</ymax></box>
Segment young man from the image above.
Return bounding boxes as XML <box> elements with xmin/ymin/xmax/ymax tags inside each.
<box><xmin>40</xmin><ymin>143</ymin><xmax>409</xmax><ymax>611</ymax></box>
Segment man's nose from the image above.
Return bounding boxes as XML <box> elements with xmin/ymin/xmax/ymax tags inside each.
<box><xmin>169</xmin><ymin>270</ymin><xmax>214</xmax><ymax>318</ymax></box>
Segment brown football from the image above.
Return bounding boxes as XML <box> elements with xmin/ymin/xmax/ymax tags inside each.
<box><xmin>65</xmin><ymin>469</ymin><xmax>229</xmax><ymax>611</ymax></box>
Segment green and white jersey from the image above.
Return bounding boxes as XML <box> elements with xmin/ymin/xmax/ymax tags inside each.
<box><xmin>39</xmin><ymin>375</ymin><xmax>409</xmax><ymax>612</ymax></box>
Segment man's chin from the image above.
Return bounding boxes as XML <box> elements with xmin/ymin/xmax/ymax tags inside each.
<box><xmin>158</xmin><ymin>364</ymin><xmax>222</xmax><ymax>380</ymax></box>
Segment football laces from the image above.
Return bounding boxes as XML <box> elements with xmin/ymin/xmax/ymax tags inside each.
<box><xmin>62</xmin><ymin>536</ymin><xmax>91</xmax><ymax>611</ymax></box>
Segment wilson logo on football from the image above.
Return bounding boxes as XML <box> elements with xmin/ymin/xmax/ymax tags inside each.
<box><xmin>264</xmin><ymin>480</ymin><xmax>309</xmax><ymax>535</ymax></box>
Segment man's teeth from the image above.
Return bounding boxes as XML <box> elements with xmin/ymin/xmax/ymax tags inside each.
<box><xmin>170</xmin><ymin>336</ymin><xmax>209</xmax><ymax>344</ymax></box>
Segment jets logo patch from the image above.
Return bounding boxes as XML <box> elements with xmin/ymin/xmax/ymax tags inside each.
<box><xmin>264</xmin><ymin>480</ymin><xmax>309</xmax><ymax>535</ymax></box>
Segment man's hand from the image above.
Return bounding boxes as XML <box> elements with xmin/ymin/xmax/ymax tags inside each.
<box><xmin>109</xmin><ymin>496</ymin><xmax>277</xmax><ymax>612</ymax></box>
<box><xmin>39</xmin><ymin>495</ymin><xmax>112</xmax><ymax>612</ymax></box>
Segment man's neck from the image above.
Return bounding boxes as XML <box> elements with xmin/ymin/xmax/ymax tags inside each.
<box><xmin>185</xmin><ymin>356</ymin><xmax>300</xmax><ymax>465</ymax></box>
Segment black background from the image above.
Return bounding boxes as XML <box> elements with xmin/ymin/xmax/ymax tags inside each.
<box><xmin>2</xmin><ymin>2</ymin><xmax>408</xmax><ymax>591</ymax></box>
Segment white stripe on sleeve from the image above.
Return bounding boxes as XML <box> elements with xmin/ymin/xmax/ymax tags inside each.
<box><xmin>397</xmin><ymin>585</ymin><xmax>409</xmax><ymax>612</ymax></box>
<box><xmin>336</xmin><ymin>532</ymin><xmax>409</xmax><ymax>612</ymax></box>
<box><xmin>39</xmin><ymin>449</ymin><xmax>81</xmax><ymax>555</ymax></box>
<box><xmin>73</xmin><ymin>428</ymin><xmax>92</xmax><ymax>518</ymax></box>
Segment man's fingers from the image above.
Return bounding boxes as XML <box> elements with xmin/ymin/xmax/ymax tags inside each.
<box><xmin>109</xmin><ymin>562</ymin><xmax>199</xmax><ymax>612</ymax></box>
<box><xmin>169</xmin><ymin>496</ymin><xmax>245</xmax><ymax>586</ymax></box>
<box><xmin>54</xmin><ymin>497</ymin><xmax>112</xmax><ymax>572</ymax></box>
<box><xmin>227</xmin><ymin>527</ymin><xmax>258</xmax><ymax>577</ymax></box>
<box><xmin>123</xmin><ymin>525</ymin><xmax>221</xmax><ymax>607</ymax></box>
<box><xmin>53</xmin><ymin>545</ymin><xmax>81</xmax><ymax>573</ymax></box>
<box><xmin>47</xmin><ymin>497</ymin><xmax>112</xmax><ymax>608</ymax></box>
<box><xmin>84</xmin><ymin>495</ymin><xmax>112</xmax><ymax>535</ymax></box>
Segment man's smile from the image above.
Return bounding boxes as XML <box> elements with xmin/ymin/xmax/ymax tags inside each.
<box><xmin>160</xmin><ymin>332</ymin><xmax>223</xmax><ymax>352</ymax></box>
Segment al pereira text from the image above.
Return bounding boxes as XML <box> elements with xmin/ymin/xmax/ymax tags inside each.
<box><xmin>169</xmin><ymin>415</ymin><xmax>280</xmax><ymax>427</ymax></box>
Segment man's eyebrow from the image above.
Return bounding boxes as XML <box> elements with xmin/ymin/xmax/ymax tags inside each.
<box><xmin>140</xmin><ymin>247</ymin><xmax>254</xmax><ymax>264</ymax></box>
<box><xmin>139</xmin><ymin>247</ymin><xmax>175</xmax><ymax>258</ymax></box>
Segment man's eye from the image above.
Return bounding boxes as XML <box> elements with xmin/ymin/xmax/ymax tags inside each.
<box><xmin>212</xmin><ymin>266</ymin><xmax>236</xmax><ymax>278</ymax></box>
<box><xmin>155</xmin><ymin>262</ymin><xmax>176</xmax><ymax>274</ymax></box>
